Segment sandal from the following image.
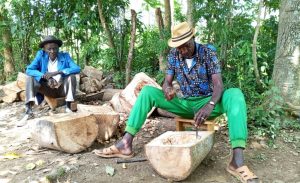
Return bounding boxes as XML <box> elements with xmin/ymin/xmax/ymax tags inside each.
<box><xmin>226</xmin><ymin>165</ymin><xmax>259</xmax><ymax>183</ymax></box>
<box><xmin>93</xmin><ymin>145</ymin><xmax>134</xmax><ymax>159</ymax></box>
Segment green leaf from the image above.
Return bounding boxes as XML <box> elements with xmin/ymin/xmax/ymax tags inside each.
<box><xmin>2</xmin><ymin>152</ymin><xmax>21</xmax><ymax>160</ymax></box>
<box><xmin>25</xmin><ymin>163</ymin><xmax>36</xmax><ymax>170</ymax></box>
<box><xmin>105</xmin><ymin>165</ymin><xmax>115</xmax><ymax>176</ymax></box>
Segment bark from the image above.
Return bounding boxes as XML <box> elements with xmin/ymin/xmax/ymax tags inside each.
<box><xmin>186</xmin><ymin>0</ymin><xmax>195</xmax><ymax>27</ymax></box>
<box><xmin>164</xmin><ymin>0</ymin><xmax>171</xmax><ymax>32</ymax></box>
<box><xmin>252</xmin><ymin>0</ymin><xmax>264</xmax><ymax>87</ymax></box>
<box><xmin>125</xmin><ymin>10</ymin><xmax>137</xmax><ymax>85</ymax></box>
<box><xmin>272</xmin><ymin>0</ymin><xmax>300</xmax><ymax>106</ymax></box>
<box><xmin>97</xmin><ymin>0</ymin><xmax>115</xmax><ymax>50</ymax></box>
<box><xmin>0</xmin><ymin>13</ymin><xmax>15</xmax><ymax>77</ymax></box>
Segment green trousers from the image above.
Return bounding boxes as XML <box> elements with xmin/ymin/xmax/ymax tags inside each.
<box><xmin>125</xmin><ymin>86</ymin><xmax>248</xmax><ymax>148</ymax></box>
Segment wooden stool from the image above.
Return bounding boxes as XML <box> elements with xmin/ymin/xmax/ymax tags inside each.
<box><xmin>174</xmin><ymin>117</ymin><xmax>215</xmax><ymax>131</ymax></box>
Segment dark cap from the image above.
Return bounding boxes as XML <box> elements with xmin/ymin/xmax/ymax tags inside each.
<box><xmin>39</xmin><ymin>35</ymin><xmax>63</xmax><ymax>48</ymax></box>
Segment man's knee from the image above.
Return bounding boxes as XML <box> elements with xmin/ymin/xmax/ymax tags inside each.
<box><xmin>224</xmin><ymin>88</ymin><xmax>244</xmax><ymax>96</ymax></box>
<box><xmin>139</xmin><ymin>85</ymin><xmax>160</xmax><ymax>97</ymax></box>
<box><xmin>26</xmin><ymin>75</ymin><xmax>40</xmax><ymax>89</ymax></box>
<box><xmin>223</xmin><ymin>88</ymin><xmax>245</xmax><ymax>101</ymax></box>
<box><xmin>26</xmin><ymin>75</ymin><xmax>35</xmax><ymax>84</ymax></box>
<box><xmin>66</xmin><ymin>74</ymin><xmax>76</xmax><ymax>83</ymax></box>
<box><xmin>64</xmin><ymin>74</ymin><xmax>77</xmax><ymax>89</ymax></box>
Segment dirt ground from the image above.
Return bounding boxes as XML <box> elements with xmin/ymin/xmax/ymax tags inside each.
<box><xmin>0</xmin><ymin>102</ymin><xmax>299</xmax><ymax>183</ymax></box>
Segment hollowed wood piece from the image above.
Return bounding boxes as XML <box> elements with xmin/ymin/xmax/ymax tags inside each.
<box><xmin>145</xmin><ymin>131</ymin><xmax>214</xmax><ymax>181</ymax></box>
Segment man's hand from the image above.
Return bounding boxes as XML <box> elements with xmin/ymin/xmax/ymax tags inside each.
<box><xmin>42</xmin><ymin>71</ymin><xmax>61</xmax><ymax>80</ymax></box>
<box><xmin>163</xmin><ymin>86</ymin><xmax>175</xmax><ymax>101</ymax></box>
<box><xmin>194</xmin><ymin>104</ymin><xmax>214</xmax><ymax>127</ymax></box>
<box><xmin>47</xmin><ymin>78</ymin><xmax>59</xmax><ymax>89</ymax></box>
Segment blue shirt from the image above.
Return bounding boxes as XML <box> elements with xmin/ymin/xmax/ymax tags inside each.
<box><xmin>166</xmin><ymin>43</ymin><xmax>221</xmax><ymax>97</ymax></box>
<box><xmin>26</xmin><ymin>50</ymin><xmax>81</xmax><ymax>82</ymax></box>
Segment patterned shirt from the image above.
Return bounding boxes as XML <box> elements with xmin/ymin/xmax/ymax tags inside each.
<box><xmin>166</xmin><ymin>43</ymin><xmax>221</xmax><ymax>98</ymax></box>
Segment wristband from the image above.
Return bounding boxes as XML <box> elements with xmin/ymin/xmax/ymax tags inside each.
<box><xmin>209</xmin><ymin>101</ymin><xmax>215</xmax><ymax>106</ymax></box>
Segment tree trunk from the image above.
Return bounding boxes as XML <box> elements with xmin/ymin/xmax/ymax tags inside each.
<box><xmin>84</xmin><ymin>2</ymin><xmax>90</xmax><ymax>66</ymax></box>
<box><xmin>155</xmin><ymin>8</ymin><xmax>164</xmax><ymax>39</ymax></box>
<box><xmin>118</xmin><ymin>7</ymin><xmax>126</xmax><ymax>72</ymax></box>
<box><xmin>75</xmin><ymin>34</ymin><xmax>80</xmax><ymax>65</ymax></box>
<box><xmin>22</xmin><ymin>35</ymin><xmax>30</xmax><ymax>65</ymax></box>
<box><xmin>252</xmin><ymin>0</ymin><xmax>264</xmax><ymax>87</ymax></box>
<box><xmin>220</xmin><ymin>0</ymin><xmax>233</xmax><ymax>68</ymax></box>
<box><xmin>164</xmin><ymin>0</ymin><xmax>171</xmax><ymax>32</ymax></box>
<box><xmin>186</xmin><ymin>0</ymin><xmax>195</xmax><ymax>27</ymax></box>
<box><xmin>125</xmin><ymin>10</ymin><xmax>137</xmax><ymax>85</ymax></box>
<box><xmin>97</xmin><ymin>0</ymin><xmax>115</xmax><ymax>50</ymax></box>
<box><xmin>0</xmin><ymin>13</ymin><xmax>15</xmax><ymax>77</ymax></box>
<box><xmin>155</xmin><ymin>8</ymin><xmax>167</xmax><ymax>72</ymax></box>
<box><xmin>272</xmin><ymin>0</ymin><xmax>300</xmax><ymax>107</ymax></box>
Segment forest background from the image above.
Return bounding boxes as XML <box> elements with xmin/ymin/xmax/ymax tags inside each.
<box><xmin>0</xmin><ymin>0</ymin><xmax>299</xmax><ymax>143</ymax></box>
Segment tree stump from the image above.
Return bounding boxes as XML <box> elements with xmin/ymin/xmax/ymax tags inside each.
<box><xmin>145</xmin><ymin>131</ymin><xmax>214</xmax><ymax>181</ymax></box>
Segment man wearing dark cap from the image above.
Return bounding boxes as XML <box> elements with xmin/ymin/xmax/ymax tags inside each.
<box><xmin>22</xmin><ymin>35</ymin><xmax>80</xmax><ymax>122</ymax></box>
<box><xmin>94</xmin><ymin>22</ymin><xmax>258</xmax><ymax>183</ymax></box>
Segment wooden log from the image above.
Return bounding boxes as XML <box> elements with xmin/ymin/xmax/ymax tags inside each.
<box><xmin>81</xmin><ymin>78</ymin><xmax>102</xmax><ymax>94</ymax></box>
<box><xmin>100</xmin><ymin>75</ymin><xmax>113</xmax><ymax>86</ymax></box>
<box><xmin>18</xmin><ymin>90</ymin><xmax>26</xmax><ymax>101</ymax></box>
<box><xmin>145</xmin><ymin>131</ymin><xmax>214</xmax><ymax>181</ymax></box>
<box><xmin>84</xmin><ymin>91</ymin><xmax>104</xmax><ymax>102</ymax></box>
<box><xmin>110</xmin><ymin>72</ymin><xmax>161</xmax><ymax>114</ymax></box>
<box><xmin>77</xmin><ymin>104</ymin><xmax>119</xmax><ymax>142</ymax></box>
<box><xmin>101</xmin><ymin>89</ymin><xmax>122</xmax><ymax>101</ymax></box>
<box><xmin>82</xmin><ymin>66</ymin><xmax>103</xmax><ymax>81</ymax></box>
<box><xmin>75</xmin><ymin>90</ymin><xmax>86</xmax><ymax>101</ymax></box>
<box><xmin>1</xmin><ymin>81</ymin><xmax>22</xmax><ymax>103</ymax></box>
<box><xmin>157</xmin><ymin>108</ymin><xmax>178</xmax><ymax>118</ymax></box>
<box><xmin>30</xmin><ymin>113</ymin><xmax>99</xmax><ymax>153</ymax></box>
<box><xmin>16</xmin><ymin>72</ymin><xmax>27</xmax><ymax>90</ymax></box>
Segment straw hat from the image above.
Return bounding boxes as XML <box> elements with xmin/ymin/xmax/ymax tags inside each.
<box><xmin>39</xmin><ymin>35</ymin><xmax>63</xmax><ymax>48</ymax></box>
<box><xmin>168</xmin><ymin>22</ymin><xmax>195</xmax><ymax>48</ymax></box>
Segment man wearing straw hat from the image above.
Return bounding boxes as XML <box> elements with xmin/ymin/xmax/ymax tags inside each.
<box><xmin>18</xmin><ymin>35</ymin><xmax>80</xmax><ymax>126</ymax></box>
<box><xmin>95</xmin><ymin>22</ymin><xmax>258</xmax><ymax>183</ymax></box>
